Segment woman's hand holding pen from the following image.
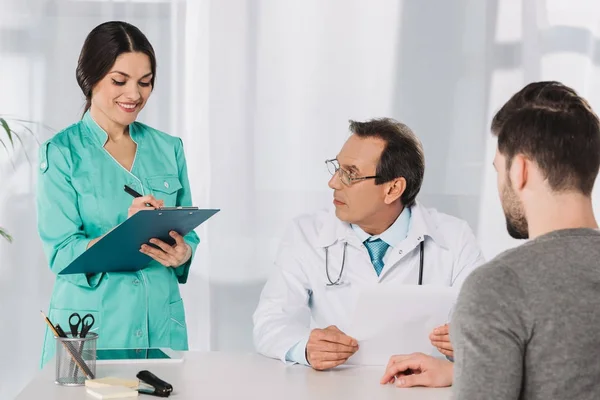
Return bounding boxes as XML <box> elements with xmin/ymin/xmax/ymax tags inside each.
<box><xmin>128</xmin><ymin>195</ymin><xmax>164</xmax><ymax>218</ymax></box>
<box><xmin>140</xmin><ymin>231</ymin><xmax>192</xmax><ymax>268</ymax></box>
<box><xmin>87</xmin><ymin>194</ymin><xmax>164</xmax><ymax>249</ymax></box>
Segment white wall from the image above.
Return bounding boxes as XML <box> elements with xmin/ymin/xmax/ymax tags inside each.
<box><xmin>3</xmin><ymin>0</ymin><xmax>600</xmax><ymax>398</ymax></box>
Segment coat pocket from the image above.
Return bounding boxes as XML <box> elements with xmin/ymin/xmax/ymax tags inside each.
<box><xmin>146</xmin><ymin>175</ymin><xmax>182</xmax><ymax>207</ymax></box>
<box><xmin>169</xmin><ymin>299</ymin><xmax>188</xmax><ymax>350</ymax></box>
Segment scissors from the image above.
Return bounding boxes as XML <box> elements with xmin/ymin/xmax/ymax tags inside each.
<box><xmin>68</xmin><ymin>312</ymin><xmax>95</xmax><ymax>338</ymax></box>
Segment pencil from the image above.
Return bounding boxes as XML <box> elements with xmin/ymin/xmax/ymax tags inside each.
<box><xmin>40</xmin><ymin>311</ymin><xmax>95</xmax><ymax>379</ymax></box>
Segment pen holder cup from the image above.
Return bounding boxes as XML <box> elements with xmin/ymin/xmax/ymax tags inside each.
<box><xmin>54</xmin><ymin>332</ymin><xmax>98</xmax><ymax>386</ymax></box>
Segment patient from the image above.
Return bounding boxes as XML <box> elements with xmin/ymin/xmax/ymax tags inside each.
<box><xmin>381</xmin><ymin>81</ymin><xmax>600</xmax><ymax>400</ymax></box>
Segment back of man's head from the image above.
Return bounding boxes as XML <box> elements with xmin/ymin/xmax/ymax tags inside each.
<box><xmin>492</xmin><ymin>81</ymin><xmax>600</xmax><ymax>196</ymax></box>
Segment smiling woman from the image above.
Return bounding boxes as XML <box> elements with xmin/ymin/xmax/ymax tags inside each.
<box><xmin>77</xmin><ymin>21</ymin><xmax>156</xmax><ymax>121</ymax></box>
<box><xmin>36</xmin><ymin>21</ymin><xmax>200</xmax><ymax>367</ymax></box>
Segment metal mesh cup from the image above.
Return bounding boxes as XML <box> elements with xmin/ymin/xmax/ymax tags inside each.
<box><xmin>54</xmin><ymin>333</ymin><xmax>98</xmax><ymax>386</ymax></box>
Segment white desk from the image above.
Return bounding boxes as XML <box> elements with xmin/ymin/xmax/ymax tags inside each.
<box><xmin>16</xmin><ymin>352</ymin><xmax>452</xmax><ymax>399</ymax></box>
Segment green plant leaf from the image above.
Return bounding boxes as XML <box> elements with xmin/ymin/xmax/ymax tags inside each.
<box><xmin>0</xmin><ymin>117</ymin><xmax>39</xmax><ymax>167</ymax></box>
<box><xmin>0</xmin><ymin>136</ymin><xmax>17</xmax><ymax>170</ymax></box>
<box><xmin>0</xmin><ymin>118</ymin><xmax>14</xmax><ymax>148</ymax></box>
<box><xmin>0</xmin><ymin>228</ymin><xmax>13</xmax><ymax>243</ymax></box>
<box><xmin>9</xmin><ymin>129</ymin><xmax>32</xmax><ymax>165</ymax></box>
<box><xmin>9</xmin><ymin>118</ymin><xmax>53</xmax><ymax>134</ymax></box>
<box><xmin>11</xmin><ymin>121</ymin><xmax>41</xmax><ymax>145</ymax></box>
<box><xmin>0</xmin><ymin>135</ymin><xmax>10</xmax><ymax>155</ymax></box>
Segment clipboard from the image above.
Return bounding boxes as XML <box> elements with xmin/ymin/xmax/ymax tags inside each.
<box><xmin>59</xmin><ymin>208</ymin><xmax>219</xmax><ymax>275</ymax></box>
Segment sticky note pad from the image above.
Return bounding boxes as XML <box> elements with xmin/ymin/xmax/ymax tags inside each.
<box><xmin>85</xmin><ymin>385</ymin><xmax>139</xmax><ymax>399</ymax></box>
<box><xmin>86</xmin><ymin>377</ymin><xmax>139</xmax><ymax>389</ymax></box>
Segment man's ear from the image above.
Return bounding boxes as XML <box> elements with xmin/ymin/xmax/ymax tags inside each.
<box><xmin>384</xmin><ymin>177</ymin><xmax>406</xmax><ymax>205</ymax></box>
<box><xmin>509</xmin><ymin>154</ymin><xmax>528</xmax><ymax>191</ymax></box>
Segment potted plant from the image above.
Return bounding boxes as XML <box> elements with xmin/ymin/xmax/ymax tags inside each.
<box><xmin>0</xmin><ymin>116</ymin><xmax>39</xmax><ymax>242</ymax></box>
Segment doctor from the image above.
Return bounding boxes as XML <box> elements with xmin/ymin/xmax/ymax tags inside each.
<box><xmin>253</xmin><ymin>118</ymin><xmax>485</xmax><ymax>370</ymax></box>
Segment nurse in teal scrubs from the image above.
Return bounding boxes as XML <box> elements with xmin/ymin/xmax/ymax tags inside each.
<box><xmin>36</xmin><ymin>21</ymin><xmax>199</xmax><ymax>366</ymax></box>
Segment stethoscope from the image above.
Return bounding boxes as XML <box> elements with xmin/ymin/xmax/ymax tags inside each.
<box><xmin>325</xmin><ymin>240</ymin><xmax>425</xmax><ymax>286</ymax></box>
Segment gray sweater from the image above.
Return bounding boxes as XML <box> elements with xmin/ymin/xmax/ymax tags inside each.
<box><xmin>451</xmin><ymin>228</ymin><xmax>600</xmax><ymax>400</ymax></box>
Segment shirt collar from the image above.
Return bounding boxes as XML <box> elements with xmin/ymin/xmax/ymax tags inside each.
<box><xmin>82</xmin><ymin>110</ymin><xmax>141</xmax><ymax>147</ymax></box>
<box><xmin>351</xmin><ymin>206</ymin><xmax>411</xmax><ymax>247</ymax></box>
<box><xmin>317</xmin><ymin>201</ymin><xmax>448</xmax><ymax>249</ymax></box>
<box><xmin>408</xmin><ymin>202</ymin><xmax>449</xmax><ymax>249</ymax></box>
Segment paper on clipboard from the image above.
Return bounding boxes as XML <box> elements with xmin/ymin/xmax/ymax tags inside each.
<box><xmin>346</xmin><ymin>284</ymin><xmax>458</xmax><ymax>366</ymax></box>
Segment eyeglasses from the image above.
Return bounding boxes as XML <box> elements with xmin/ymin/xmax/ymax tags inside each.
<box><xmin>325</xmin><ymin>159</ymin><xmax>379</xmax><ymax>186</ymax></box>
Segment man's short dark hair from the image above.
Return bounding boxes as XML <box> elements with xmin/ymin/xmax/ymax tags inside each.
<box><xmin>492</xmin><ymin>81</ymin><xmax>600</xmax><ymax>196</ymax></box>
<box><xmin>349</xmin><ymin>118</ymin><xmax>425</xmax><ymax>207</ymax></box>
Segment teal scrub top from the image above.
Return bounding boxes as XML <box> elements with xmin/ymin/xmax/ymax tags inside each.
<box><xmin>36</xmin><ymin>111</ymin><xmax>200</xmax><ymax>367</ymax></box>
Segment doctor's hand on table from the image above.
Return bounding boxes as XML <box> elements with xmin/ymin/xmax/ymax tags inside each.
<box><xmin>429</xmin><ymin>323</ymin><xmax>454</xmax><ymax>358</ymax></box>
<box><xmin>380</xmin><ymin>352</ymin><xmax>453</xmax><ymax>388</ymax></box>
<box><xmin>306</xmin><ymin>326</ymin><xmax>359</xmax><ymax>371</ymax></box>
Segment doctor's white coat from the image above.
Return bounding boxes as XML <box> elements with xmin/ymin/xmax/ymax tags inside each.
<box><xmin>253</xmin><ymin>202</ymin><xmax>485</xmax><ymax>362</ymax></box>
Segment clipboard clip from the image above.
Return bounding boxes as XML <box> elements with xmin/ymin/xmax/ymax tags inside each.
<box><xmin>137</xmin><ymin>370</ymin><xmax>173</xmax><ymax>397</ymax></box>
<box><xmin>156</xmin><ymin>206</ymin><xmax>199</xmax><ymax>211</ymax></box>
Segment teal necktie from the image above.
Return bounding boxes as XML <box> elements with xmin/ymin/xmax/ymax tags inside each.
<box><xmin>364</xmin><ymin>238</ymin><xmax>390</xmax><ymax>276</ymax></box>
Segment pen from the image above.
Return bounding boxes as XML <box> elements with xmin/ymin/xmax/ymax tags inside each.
<box><xmin>55</xmin><ymin>324</ymin><xmax>67</xmax><ymax>338</ymax></box>
<box><xmin>124</xmin><ymin>184</ymin><xmax>143</xmax><ymax>198</ymax></box>
<box><xmin>124</xmin><ymin>185</ymin><xmax>152</xmax><ymax>207</ymax></box>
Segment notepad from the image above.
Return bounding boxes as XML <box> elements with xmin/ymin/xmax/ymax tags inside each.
<box><xmin>85</xmin><ymin>377</ymin><xmax>139</xmax><ymax>389</ymax></box>
<box><xmin>85</xmin><ymin>385</ymin><xmax>139</xmax><ymax>399</ymax></box>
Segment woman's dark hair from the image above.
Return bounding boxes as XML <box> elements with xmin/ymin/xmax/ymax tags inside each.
<box><xmin>76</xmin><ymin>21</ymin><xmax>156</xmax><ymax>117</ymax></box>
<box><xmin>349</xmin><ymin>118</ymin><xmax>425</xmax><ymax>207</ymax></box>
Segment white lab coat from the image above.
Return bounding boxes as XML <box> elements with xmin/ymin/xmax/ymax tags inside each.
<box><xmin>253</xmin><ymin>202</ymin><xmax>485</xmax><ymax>363</ymax></box>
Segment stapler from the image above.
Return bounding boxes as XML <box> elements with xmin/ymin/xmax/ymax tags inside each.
<box><xmin>137</xmin><ymin>370</ymin><xmax>173</xmax><ymax>397</ymax></box>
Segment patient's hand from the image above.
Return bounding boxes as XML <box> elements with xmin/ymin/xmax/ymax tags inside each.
<box><xmin>306</xmin><ymin>325</ymin><xmax>359</xmax><ymax>371</ymax></box>
<box><xmin>429</xmin><ymin>323</ymin><xmax>453</xmax><ymax>358</ymax></box>
<box><xmin>380</xmin><ymin>352</ymin><xmax>454</xmax><ymax>388</ymax></box>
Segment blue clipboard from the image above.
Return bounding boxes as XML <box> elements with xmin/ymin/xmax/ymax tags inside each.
<box><xmin>59</xmin><ymin>208</ymin><xmax>219</xmax><ymax>275</ymax></box>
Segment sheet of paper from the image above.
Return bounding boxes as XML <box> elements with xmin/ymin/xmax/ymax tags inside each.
<box><xmin>345</xmin><ymin>284</ymin><xmax>458</xmax><ymax>366</ymax></box>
